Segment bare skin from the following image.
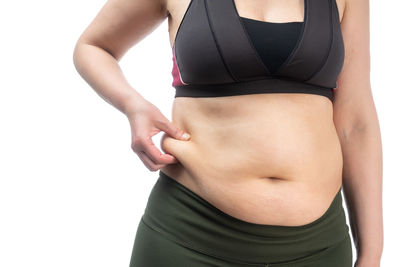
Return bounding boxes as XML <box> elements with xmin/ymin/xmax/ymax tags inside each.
<box><xmin>73</xmin><ymin>0</ymin><xmax>383</xmax><ymax>265</ymax></box>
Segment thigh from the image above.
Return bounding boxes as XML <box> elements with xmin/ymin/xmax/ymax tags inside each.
<box><xmin>316</xmin><ymin>233</ymin><xmax>353</xmax><ymax>267</ymax></box>
<box><xmin>129</xmin><ymin>218</ymin><xmax>252</xmax><ymax>267</ymax></box>
<box><xmin>270</xmin><ymin>232</ymin><xmax>353</xmax><ymax>267</ymax></box>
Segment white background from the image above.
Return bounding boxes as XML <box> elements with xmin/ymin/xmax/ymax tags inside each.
<box><xmin>0</xmin><ymin>0</ymin><xmax>398</xmax><ymax>266</ymax></box>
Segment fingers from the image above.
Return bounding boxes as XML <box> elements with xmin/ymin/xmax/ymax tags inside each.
<box><xmin>131</xmin><ymin>134</ymin><xmax>178</xmax><ymax>168</ymax></box>
<box><xmin>155</xmin><ymin>119</ymin><xmax>191</xmax><ymax>141</ymax></box>
<box><xmin>137</xmin><ymin>151</ymin><xmax>167</xmax><ymax>172</ymax></box>
<box><xmin>142</xmin><ymin>136</ymin><xmax>178</xmax><ymax>164</ymax></box>
<box><xmin>128</xmin><ymin>105</ymin><xmax>189</xmax><ymax>171</ymax></box>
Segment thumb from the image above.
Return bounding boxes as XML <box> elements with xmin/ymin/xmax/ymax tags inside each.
<box><xmin>157</xmin><ymin>119</ymin><xmax>191</xmax><ymax>141</ymax></box>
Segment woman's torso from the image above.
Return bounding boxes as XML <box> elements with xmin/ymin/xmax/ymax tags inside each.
<box><xmin>160</xmin><ymin>0</ymin><xmax>345</xmax><ymax>226</ymax></box>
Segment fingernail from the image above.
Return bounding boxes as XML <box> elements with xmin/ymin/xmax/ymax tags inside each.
<box><xmin>182</xmin><ymin>132</ymin><xmax>190</xmax><ymax>139</ymax></box>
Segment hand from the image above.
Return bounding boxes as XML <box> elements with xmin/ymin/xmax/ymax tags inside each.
<box><xmin>126</xmin><ymin>99</ymin><xmax>191</xmax><ymax>172</ymax></box>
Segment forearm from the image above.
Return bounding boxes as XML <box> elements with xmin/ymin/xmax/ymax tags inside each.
<box><xmin>73</xmin><ymin>41</ymin><xmax>146</xmax><ymax>117</ymax></box>
<box><xmin>337</xmin><ymin>113</ymin><xmax>384</xmax><ymax>261</ymax></box>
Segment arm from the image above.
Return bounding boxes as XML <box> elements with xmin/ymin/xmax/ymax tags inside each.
<box><xmin>332</xmin><ymin>0</ymin><xmax>383</xmax><ymax>265</ymax></box>
<box><xmin>72</xmin><ymin>0</ymin><xmax>191</xmax><ymax>171</ymax></box>
<box><xmin>72</xmin><ymin>0</ymin><xmax>168</xmax><ymax>117</ymax></box>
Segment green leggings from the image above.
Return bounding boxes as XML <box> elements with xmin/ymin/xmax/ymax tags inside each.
<box><xmin>129</xmin><ymin>171</ymin><xmax>353</xmax><ymax>267</ymax></box>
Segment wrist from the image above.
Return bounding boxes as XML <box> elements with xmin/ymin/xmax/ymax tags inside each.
<box><xmin>121</xmin><ymin>92</ymin><xmax>149</xmax><ymax>119</ymax></box>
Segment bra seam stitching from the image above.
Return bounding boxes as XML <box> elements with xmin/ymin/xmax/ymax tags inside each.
<box><xmin>274</xmin><ymin>0</ymin><xmax>308</xmax><ymax>75</ymax></box>
<box><xmin>172</xmin><ymin>0</ymin><xmax>194</xmax><ymax>50</ymax></box>
<box><xmin>304</xmin><ymin>0</ymin><xmax>334</xmax><ymax>82</ymax></box>
<box><xmin>173</xmin><ymin>45</ymin><xmax>188</xmax><ymax>86</ymax></box>
<box><xmin>332</xmin><ymin>0</ymin><xmax>344</xmax><ymax>89</ymax></box>
<box><xmin>230</xmin><ymin>0</ymin><xmax>271</xmax><ymax>76</ymax></box>
<box><xmin>333</xmin><ymin>0</ymin><xmax>341</xmax><ymax>24</ymax></box>
<box><xmin>173</xmin><ymin>0</ymin><xmax>194</xmax><ymax>85</ymax></box>
<box><xmin>204</xmin><ymin>0</ymin><xmax>238</xmax><ymax>82</ymax></box>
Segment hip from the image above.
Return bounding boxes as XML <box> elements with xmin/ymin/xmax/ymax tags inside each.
<box><xmin>130</xmin><ymin>171</ymin><xmax>352</xmax><ymax>267</ymax></box>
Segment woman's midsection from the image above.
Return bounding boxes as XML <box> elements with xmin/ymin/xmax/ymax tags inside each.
<box><xmin>160</xmin><ymin>93</ymin><xmax>343</xmax><ymax>226</ymax></box>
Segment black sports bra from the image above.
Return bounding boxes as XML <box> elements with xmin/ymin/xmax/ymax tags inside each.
<box><xmin>171</xmin><ymin>0</ymin><xmax>344</xmax><ymax>103</ymax></box>
<box><xmin>239</xmin><ymin>17</ymin><xmax>303</xmax><ymax>75</ymax></box>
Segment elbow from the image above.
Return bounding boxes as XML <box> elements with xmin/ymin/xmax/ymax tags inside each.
<box><xmin>72</xmin><ymin>35</ymin><xmax>93</xmax><ymax>71</ymax></box>
<box><xmin>336</xmin><ymin>115</ymin><xmax>380</xmax><ymax>144</ymax></box>
<box><xmin>72</xmin><ymin>38</ymin><xmax>121</xmax><ymax>66</ymax></box>
<box><xmin>335</xmin><ymin>102</ymin><xmax>381</xmax><ymax>143</ymax></box>
<box><xmin>346</xmin><ymin>118</ymin><xmax>369</xmax><ymax>136</ymax></box>
<box><xmin>72</xmin><ymin>40</ymin><xmax>84</xmax><ymax>72</ymax></box>
<box><xmin>338</xmin><ymin>121</ymin><xmax>366</xmax><ymax>143</ymax></box>
<box><xmin>72</xmin><ymin>39</ymin><xmax>94</xmax><ymax>75</ymax></box>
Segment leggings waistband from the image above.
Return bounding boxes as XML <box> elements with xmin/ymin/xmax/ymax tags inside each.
<box><xmin>141</xmin><ymin>171</ymin><xmax>350</xmax><ymax>265</ymax></box>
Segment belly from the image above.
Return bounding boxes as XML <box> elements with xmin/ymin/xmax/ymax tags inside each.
<box><xmin>160</xmin><ymin>93</ymin><xmax>343</xmax><ymax>226</ymax></box>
